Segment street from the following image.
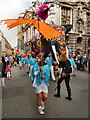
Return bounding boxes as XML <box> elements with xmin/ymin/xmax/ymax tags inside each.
<box><xmin>2</xmin><ymin>65</ymin><xmax>88</xmax><ymax>118</ymax></box>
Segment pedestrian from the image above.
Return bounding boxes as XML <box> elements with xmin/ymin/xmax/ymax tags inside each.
<box><xmin>29</xmin><ymin>53</ymin><xmax>36</xmax><ymax>77</ymax></box>
<box><xmin>24</xmin><ymin>55</ymin><xmax>30</xmax><ymax>73</ymax></box>
<box><xmin>31</xmin><ymin>56</ymin><xmax>50</xmax><ymax>115</ymax></box>
<box><xmin>81</xmin><ymin>55</ymin><xmax>87</xmax><ymax>71</ymax></box>
<box><xmin>19</xmin><ymin>56</ymin><xmax>22</xmax><ymax>69</ymax></box>
<box><xmin>6</xmin><ymin>61</ymin><xmax>11</xmax><ymax>80</ymax></box>
<box><xmin>45</xmin><ymin>52</ymin><xmax>56</xmax><ymax>82</ymax></box>
<box><xmin>54</xmin><ymin>53</ymin><xmax>72</xmax><ymax>100</ymax></box>
<box><xmin>0</xmin><ymin>55</ymin><xmax>6</xmax><ymax>87</ymax></box>
<box><xmin>68</xmin><ymin>54</ymin><xmax>76</xmax><ymax>76</ymax></box>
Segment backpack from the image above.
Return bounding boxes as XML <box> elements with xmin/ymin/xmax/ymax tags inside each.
<box><xmin>63</xmin><ymin>60</ymin><xmax>72</xmax><ymax>74</ymax></box>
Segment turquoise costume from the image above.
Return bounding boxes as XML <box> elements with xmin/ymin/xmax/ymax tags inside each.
<box><xmin>31</xmin><ymin>63</ymin><xmax>50</xmax><ymax>87</ymax></box>
<box><xmin>24</xmin><ymin>57</ymin><xmax>30</xmax><ymax>64</ymax></box>
<box><xmin>68</xmin><ymin>58</ymin><xmax>75</xmax><ymax>67</ymax></box>
<box><xmin>29</xmin><ymin>58</ymin><xmax>36</xmax><ymax>66</ymax></box>
<box><xmin>45</xmin><ymin>57</ymin><xmax>53</xmax><ymax>68</ymax></box>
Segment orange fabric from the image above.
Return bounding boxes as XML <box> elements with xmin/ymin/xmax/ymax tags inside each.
<box><xmin>2</xmin><ymin>19</ymin><xmax>62</xmax><ymax>40</ymax></box>
<box><xmin>33</xmin><ymin>21</ymin><xmax>62</xmax><ymax>40</ymax></box>
<box><xmin>2</xmin><ymin>19</ymin><xmax>36</xmax><ymax>30</ymax></box>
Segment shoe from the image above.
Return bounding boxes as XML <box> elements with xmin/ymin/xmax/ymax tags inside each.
<box><xmin>65</xmin><ymin>97</ymin><xmax>72</xmax><ymax>101</ymax></box>
<box><xmin>73</xmin><ymin>75</ymin><xmax>76</xmax><ymax>77</ymax></box>
<box><xmin>38</xmin><ymin>106</ymin><xmax>44</xmax><ymax>115</ymax></box>
<box><xmin>41</xmin><ymin>102</ymin><xmax>45</xmax><ymax>110</ymax></box>
<box><xmin>54</xmin><ymin>94</ymin><xmax>60</xmax><ymax>98</ymax></box>
<box><xmin>53</xmin><ymin>80</ymin><xmax>56</xmax><ymax>82</ymax></box>
<box><xmin>9</xmin><ymin>78</ymin><xmax>11</xmax><ymax>80</ymax></box>
<box><xmin>7</xmin><ymin>78</ymin><xmax>9</xmax><ymax>80</ymax></box>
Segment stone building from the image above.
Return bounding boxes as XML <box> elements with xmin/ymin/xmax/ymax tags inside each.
<box><xmin>45</xmin><ymin>0</ymin><xmax>90</xmax><ymax>56</ymax></box>
<box><xmin>0</xmin><ymin>29</ymin><xmax>12</xmax><ymax>56</ymax></box>
<box><xmin>0</xmin><ymin>30</ymin><xmax>5</xmax><ymax>55</ymax></box>
<box><xmin>17</xmin><ymin>0</ymin><xmax>90</xmax><ymax>56</ymax></box>
<box><xmin>5</xmin><ymin>39</ymin><xmax>12</xmax><ymax>55</ymax></box>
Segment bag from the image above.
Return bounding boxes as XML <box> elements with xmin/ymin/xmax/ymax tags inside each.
<box><xmin>63</xmin><ymin>60</ymin><xmax>72</xmax><ymax>74</ymax></box>
<box><xmin>62</xmin><ymin>72</ymin><xmax>67</xmax><ymax>77</ymax></box>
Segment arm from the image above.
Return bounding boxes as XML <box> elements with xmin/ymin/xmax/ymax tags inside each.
<box><xmin>58</xmin><ymin>68</ymin><xmax>63</xmax><ymax>79</ymax></box>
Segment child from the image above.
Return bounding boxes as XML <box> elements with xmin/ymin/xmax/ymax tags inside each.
<box><xmin>6</xmin><ymin>61</ymin><xmax>11</xmax><ymax>80</ymax></box>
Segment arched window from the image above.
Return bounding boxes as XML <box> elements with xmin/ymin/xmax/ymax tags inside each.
<box><xmin>77</xmin><ymin>37</ymin><xmax>82</xmax><ymax>43</ymax></box>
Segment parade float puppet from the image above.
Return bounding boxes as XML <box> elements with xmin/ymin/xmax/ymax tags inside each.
<box><xmin>28</xmin><ymin>24</ymin><xmax>72</xmax><ymax>64</ymax></box>
<box><xmin>2</xmin><ymin>4</ymin><xmax>72</xmax><ymax>64</ymax></box>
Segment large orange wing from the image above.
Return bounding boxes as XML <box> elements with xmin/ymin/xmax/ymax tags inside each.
<box><xmin>2</xmin><ymin>19</ymin><xmax>36</xmax><ymax>30</ymax></box>
<box><xmin>33</xmin><ymin>21</ymin><xmax>62</xmax><ymax>40</ymax></box>
<box><xmin>2</xmin><ymin>19</ymin><xmax>62</xmax><ymax>40</ymax></box>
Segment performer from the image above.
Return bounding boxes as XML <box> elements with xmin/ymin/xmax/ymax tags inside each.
<box><xmin>45</xmin><ymin>52</ymin><xmax>56</xmax><ymax>81</ymax></box>
<box><xmin>24</xmin><ymin>55</ymin><xmax>30</xmax><ymax>73</ymax></box>
<box><xmin>68</xmin><ymin>54</ymin><xmax>76</xmax><ymax>76</ymax></box>
<box><xmin>31</xmin><ymin>57</ymin><xmax>50</xmax><ymax>115</ymax></box>
<box><xmin>29</xmin><ymin>54</ymin><xmax>36</xmax><ymax>77</ymax></box>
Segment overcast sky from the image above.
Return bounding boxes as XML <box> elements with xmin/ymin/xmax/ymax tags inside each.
<box><xmin>0</xmin><ymin>0</ymin><xmax>37</xmax><ymax>48</ymax></box>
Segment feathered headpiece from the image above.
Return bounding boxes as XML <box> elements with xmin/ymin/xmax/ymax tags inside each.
<box><xmin>37</xmin><ymin>4</ymin><xmax>51</xmax><ymax>21</ymax></box>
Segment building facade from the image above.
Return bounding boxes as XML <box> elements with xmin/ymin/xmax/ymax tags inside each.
<box><xmin>0</xmin><ymin>30</ymin><xmax>5</xmax><ymax>55</ymax></box>
<box><xmin>17</xmin><ymin>0</ymin><xmax>90</xmax><ymax>56</ymax></box>
<box><xmin>0</xmin><ymin>30</ymin><xmax>12</xmax><ymax>56</ymax></box>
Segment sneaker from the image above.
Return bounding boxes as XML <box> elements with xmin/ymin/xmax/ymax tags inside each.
<box><xmin>41</xmin><ymin>102</ymin><xmax>45</xmax><ymax>110</ymax></box>
<box><xmin>38</xmin><ymin>106</ymin><xmax>44</xmax><ymax>115</ymax></box>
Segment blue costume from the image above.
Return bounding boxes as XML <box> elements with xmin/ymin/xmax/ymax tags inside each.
<box><xmin>21</xmin><ymin>58</ymin><xmax>24</xmax><ymax>63</ymax></box>
<box><xmin>24</xmin><ymin>57</ymin><xmax>30</xmax><ymax>64</ymax></box>
<box><xmin>31</xmin><ymin>63</ymin><xmax>50</xmax><ymax>87</ymax></box>
<box><xmin>45</xmin><ymin>57</ymin><xmax>53</xmax><ymax>68</ymax></box>
<box><xmin>29</xmin><ymin>58</ymin><xmax>36</xmax><ymax>66</ymax></box>
<box><xmin>68</xmin><ymin>58</ymin><xmax>76</xmax><ymax>68</ymax></box>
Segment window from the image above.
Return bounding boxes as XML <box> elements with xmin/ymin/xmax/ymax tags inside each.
<box><xmin>78</xmin><ymin>8</ymin><xmax>80</xmax><ymax>17</ymax></box>
<box><xmin>87</xmin><ymin>25</ymin><xmax>90</xmax><ymax>33</ymax></box>
<box><xmin>66</xmin><ymin>9</ymin><xmax>68</xmax><ymax>16</ymax></box>
<box><xmin>78</xmin><ymin>23</ymin><xmax>80</xmax><ymax>31</ymax></box>
<box><xmin>64</xmin><ymin>9</ymin><xmax>65</xmax><ymax>15</ymax></box>
<box><xmin>77</xmin><ymin>37</ymin><xmax>82</xmax><ymax>44</ymax></box>
<box><xmin>50</xmin><ymin>7</ymin><xmax>54</xmax><ymax>14</ymax></box>
<box><xmin>88</xmin><ymin>39</ymin><xmax>90</xmax><ymax>46</ymax></box>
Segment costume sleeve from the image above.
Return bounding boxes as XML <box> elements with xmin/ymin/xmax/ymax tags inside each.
<box><xmin>44</xmin><ymin>65</ymin><xmax>50</xmax><ymax>83</ymax></box>
<box><xmin>31</xmin><ymin>66</ymin><xmax>35</xmax><ymax>83</ymax></box>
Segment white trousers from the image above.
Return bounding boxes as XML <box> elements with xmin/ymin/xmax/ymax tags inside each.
<box><xmin>7</xmin><ymin>72</ymin><xmax>10</xmax><ymax>78</ymax></box>
<box><xmin>0</xmin><ymin>78</ymin><xmax>5</xmax><ymax>86</ymax></box>
<box><xmin>50</xmin><ymin>66</ymin><xmax>55</xmax><ymax>81</ymax></box>
<box><xmin>29</xmin><ymin>66</ymin><xmax>33</xmax><ymax>77</ymax></box>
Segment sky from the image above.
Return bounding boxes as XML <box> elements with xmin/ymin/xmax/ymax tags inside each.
<box><xmin>0</xmin><ymin>0</ymin><xmax>37</xmax><ymax>48</ymax></box>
